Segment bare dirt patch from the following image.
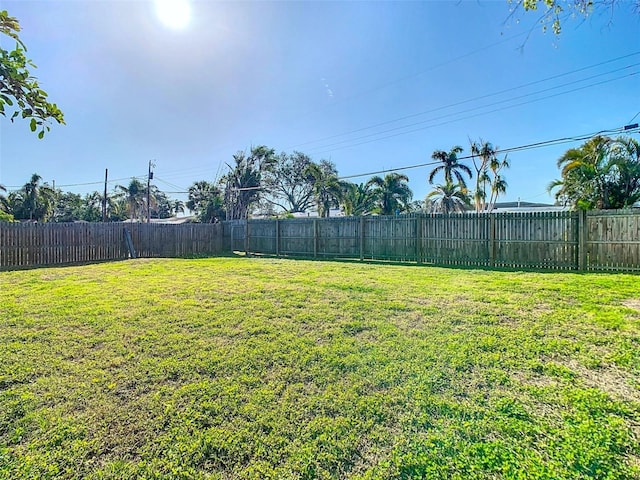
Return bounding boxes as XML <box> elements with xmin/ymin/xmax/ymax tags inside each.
<box><xmin>622</xmin><ymin>298</ymin><xmax>640</xmax><ymax>312</ymax></box>
<box><xmin>561</xmin><ymin>359</ymin><xmax>640</xmax><ymax>403</ymax></box>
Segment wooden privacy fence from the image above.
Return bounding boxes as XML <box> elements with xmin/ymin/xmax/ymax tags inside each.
<box><xmin>237</xmin><ymin>210</ymin><xmax>640</xmax><ymax>272</ymax></box>
<box><xmin>1</xmin><ymin>210</ymin><xmax>639</xmax><ymax>271</ymax></box>
<box><xmin>0</xmin><ymin>222</ymin><xmax>224</xmax><ymax>270</ymax></box>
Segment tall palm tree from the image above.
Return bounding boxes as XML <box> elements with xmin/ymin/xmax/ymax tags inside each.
<box><xmin>366</xmin><ymin>173</ymin><xmax>413</xmax><ymax>215</ymax></box>
<box><xmin>470</xmin><ymin>140</ymin><xmax>494</xmax><ymax>212</ymax></box>
<box><xmin>115</xmin><ymin>178</ymin><xmax>146</xmax><ymax>221</ymax></box>
<box><xmin>426</xmin><ymin>182</ymin><xmax>470</xmax><ymax>214</ymax></box>
<box><xmin>21</xmin><ymin>173</ymin><xmax>55</xmax><ymax>221</ymax></box>
<box><xmin>304</xmin><ymin>160</ymin><xmax>344</xmax><ymax>218</ymax></box>
<box><xmin>24</xmin><ymin>173</ymin><xmax>41</xmax><ymax>220</ymax></box>
<box><xmin>429</xmin><ymin>146</ymin><xmax>472</xmax><ymax>188</ymax></box>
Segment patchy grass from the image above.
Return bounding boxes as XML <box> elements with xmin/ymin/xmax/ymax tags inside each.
<box><xmin>1</xmin><ymin>257</ymin><xmax>639</xmax><ymax>479</ymax></box>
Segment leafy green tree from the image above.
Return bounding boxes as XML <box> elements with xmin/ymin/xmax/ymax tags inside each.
<box><xmin>0</xmin><ymin>184</ymin><xmax>13</xmax><ymax>221</ymax></box>
<box><xmin>426</xmin><ymin>182</ymin><xmax>471</xmax><ymax>214</ymax></box>
<box><xmin>0</xmin><ymin>183</ymin><xmax>7</xmax><ymax>212</ymax></box>
<box><xmin>82</xmin><ymin>191</ymin><xmax>106</xmax><ymax>222</ymax></box>
<box><xmin>222</xmin><ymin>146</ymin><xmax>276</xmax><ymax>220</ymax></box>
<box><xmin>0</xmin><ymin>11</ymin><xmax>64</xmax><ymax>137</ymax></box>
<box><xmin>366</xmin><ymin>173</ymin><xmax>413</xmax><ymax>215</ymax></box>
<box><xmin>304</xmin><ymin>160</ymin><xmax>344</xmax><ymax>218</ymax></box>
<box><xmin>187</xmin><ymin>180</ymin><xmax>225</xmax><ymax>223</ymax></box>
<box><xmin>340</xmin><ymin>182</ymin><xmax>377</xmax><ymax>216</ymax></box>
<box><xmin>52</xmin><ymin>191</ymin><xmax>83</xmax><ymax>222</ymax></box>
<box><xmin>262</xmin><ymin>151</ymin><xmax>316</xmax><ymax>213</ymax></box>
<box><xmin>0</xmin><ymin>209</ymin><xmax>13</xmax><ymax>222</ymax></box>
<box><xmin>506</xmin><ymin>0</ymin><xmax>639</xmax><ymax>36</ymax></box>
<box><xmin>429</xmin><ymin>146</ymin><xmax>473</xmax><ymax>189</ymax></box>
<box><xmin>149</xmin><ymin>186</ymin><xmax>172</xmax><ymax>219</ymax></box>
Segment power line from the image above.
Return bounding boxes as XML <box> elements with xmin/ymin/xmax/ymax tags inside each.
<box><xmin>6</xmin><ymin>125</ymin><xmax>636</xmax><ymax>195</ymax></box>
<box><xmin>3</xmin><ymin>174</ymin><xmax>147</xmax><ymax>190</ymax></box>
<box><xmin>287</xmin><ymin>51</ymin><xmax>640</xmax><ymax>151</ymax></box>
<box><xmin>309</xmin><ymin>71</ymin><xmax>639</xmax><ymax>156</ymax></box>
<box><xmin>306</xmin><ymin>65</ymin><xmax>639</xmax><ymax>153</ymax></box>
<box><xmin>337</xmin><ymin>125</ymin><xmax>633</xmax><ymax>180</ymax></box>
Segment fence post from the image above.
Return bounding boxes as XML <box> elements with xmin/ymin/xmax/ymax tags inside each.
<box><xmin>244</xmin><ymin>219</ymin><xmax>250</xmax><ymax>256</ymax></box>
<box><xmin>578</xmin><ymin>209</ymin><xmax>587</xmax><ymax>271</ymax></box>
<box><xmin>275</xmin><ymin>219</ymin><xmax>280</xmax><ymax>257</ymax></box>
<box><xmin>123</xmin><ymin>228</ymin><xmax>137</xmax><ymax>259</ymax></box>
<box><xmin>489</xmin><ymin>214</ymin><xmax>496</xmax><ymax>267</ymax></box>
<box><xmin>313</xmin><ymin>219</ymin><xmax>318</xmax><ymax>259</ymax></box>
<box><xmin>359</xmin><ymin>216</ymin><xmax>365</xmax><ymax>261</ymax></box>
<box><xmin>416</xmin><ymin>215</ymin><xmax>423</xmax><ymax>264</ymax></box>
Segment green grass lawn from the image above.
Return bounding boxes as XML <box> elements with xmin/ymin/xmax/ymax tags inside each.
<box><xmin>1</xmin><ymin>257</ymin><xmax>639</xmax><ymax>479</ymax></box>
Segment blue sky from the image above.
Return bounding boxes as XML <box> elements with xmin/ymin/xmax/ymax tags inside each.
<box><xmin>1</xmin><ymin>0</ymin><xmax>639</xmax><ymax>207</ymax></box>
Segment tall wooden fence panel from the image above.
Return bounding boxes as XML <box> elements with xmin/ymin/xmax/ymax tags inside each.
<box><xmin>0</xmin><ymin>222</ymin><xmax>224</xmax><ymax>270</ymax></box>
<box><xmin>586</xmin><ymin>210</ymin><xmax>640</xmax><ymax>271</ymax></box>
<box><xmin>235</xmin><ymin>210</ymin><xmax>640</xmax><ymax>272</ymax></box>
<box><xmin>493</xmin><ymin>211</ymin><xmax>578</xmax><ymax>269</ymax></box>
<box><xmin>128</xmin><ymin>223</ymin><xmax>224</xmax><ymax>258</ymax></box>
<box><xmin>0</xmin><ymin>223</ymin><xmax>128</xmax><ymax>269</ymax></box>
<box><xmin>365</xmin><ymin>215</ymin><xmax>418</xmax><ymax>262</ymax></box>
<box><xmin>3</xmin><ymin>211</ymin><xmax>640</xmax><ymax>271</ymax></box>
<box><xmin>421</xmin><ymin>214</ymin><xmax>491</xmax><ymax>266</ymax></box>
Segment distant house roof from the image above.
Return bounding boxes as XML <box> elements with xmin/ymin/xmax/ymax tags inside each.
<box><xmin>123</xmin><ymin>216</ymin><xmax>196</xmax><ymax>224</ymax></box>
<box><xmin>491</xmin><ymin>201</ymin><xmax>568</xmax><ymax>212</ymax></box>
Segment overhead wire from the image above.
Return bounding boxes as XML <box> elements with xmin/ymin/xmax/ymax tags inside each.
<box><xmin>336</xmin><ymin>125</ymin><xmax>634</xmax><ymax>180</ymax></box>
<box><xmin>308</xmin><ymin>71</ymin><xmax>639</xmax><ymax>156</ymax></box>
<box><xmin>287</xmin><ymin>50</ymin><xmax>640</xmax><ymax>150</ymax></box>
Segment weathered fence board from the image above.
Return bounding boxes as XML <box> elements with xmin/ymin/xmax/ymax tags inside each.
<box><xmin>236</xmin><ymin>210</ymin><xmax>640</xmax><ymax>272</ymax></box>
<box><xmin>586</xmin><ymin>210</ymin><xmax>640</xmax><ymax>271</ymax></box>
<box><xmin>0</xmin><ymin>223</ymin><xmax>224</xmax><ymax>270</ymax></box>
<box><xmin>2</xmin><ymin>210</ymin><xmax>640</xmax><ymax>271</ymax></box>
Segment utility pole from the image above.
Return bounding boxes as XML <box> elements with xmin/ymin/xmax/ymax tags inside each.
<box><xmin>147</xmin><ymin>160</ymin><xmax>155</xmax><ymax>223</ymax></box>
<box><xmin>102</xmin><ymin>168</ymin><xmax>108</xmax><ymax>222</ymax></box>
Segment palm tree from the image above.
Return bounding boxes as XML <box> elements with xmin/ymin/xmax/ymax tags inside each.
<box><xmin>429</xmin><ymin>146</ymin><xmax>472</xmax><ymax>188</ymax></box>
<box><xmin>115</xmin><ymin>178</ymin><xmax>146</xmax><ymax>221</ymax></box>
<box><xmin>426</xmin><ymin>182</ymin><xmax>470</xmax><ymax>214</ymax></box>
<box><xmin>222</xmin><ymin>146</ymin><xmax>276</xmax><ymax>220</ymax></box>
<box><xmin>171</xmin><ymin>200</ymin><xmax>186</xmax><ymax>216</ymax></box>
<box><xmin>340</xmin><ymin>182</ymin><xmax>376</xmax><ymax>216</ymax></box>
<box><xmin>187</xmin><ymin>181</ymin><xmax>224</xmax><ymax>222</ymax></box>
<box><xmin>18</xmin><ymin>173</ymin><xmax>55</xmax><ymax>221</ymax></box>
<box><xmin>304</xmin><ymin>160</ymin><xmax>344</xmax><ymax>218</ymax></box>
<box><xmin>470</xmin><ymin>141</ymin><xmax>494</xmax><ymax>212</ymax></box>
<box><xmin>0</xmin><ymin>184</ymin><xmax>7</xmax><ymax>213</ymax></box>
<box><xmin>552</xmin><ymin>135</ymin><xmax>613</xmax><ymax>210</ymax></box>
<box><xmin>366</xmin><ymin>173</ymin><xmax>413</xmax><ymax>215</ymax></box>
<box><xmin>609</xmin><ymin>136</ymin><xmax>640</xmax><ymax>208</ymax></box>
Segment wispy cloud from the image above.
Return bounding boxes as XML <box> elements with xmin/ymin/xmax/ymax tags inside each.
<box><xmin>321</xmin><ymin>77</ymin><xmax>334</xmax><ymax>98</ymax></box>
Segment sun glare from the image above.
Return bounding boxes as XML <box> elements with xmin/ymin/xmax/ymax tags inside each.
<box><xmin>154</xmin><ymin>0</ymin><xmax>192</xmax><ymax>30</ymax></box>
